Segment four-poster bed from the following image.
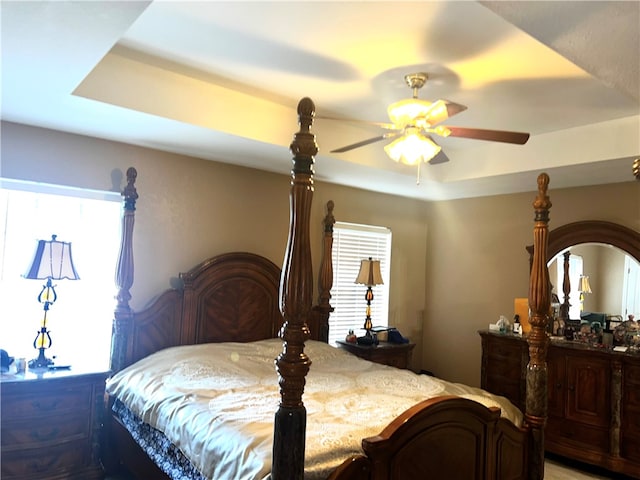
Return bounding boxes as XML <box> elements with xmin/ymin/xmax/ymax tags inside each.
<box><xmin>105</xmin><ymin>98</ymin><xmax>553</xmax><ymax>479</ymax></box>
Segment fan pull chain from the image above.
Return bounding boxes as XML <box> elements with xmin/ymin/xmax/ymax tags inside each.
<box><xmin>416</xmin><ymin>161</ymin><xmax>421</xmax><ymax>185</ymax></box>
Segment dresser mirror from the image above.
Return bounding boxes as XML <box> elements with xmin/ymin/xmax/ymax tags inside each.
<box><xmin>529</xmin><ymin>221</ymin><xmax>640</xmax><ymax>325</ymax></box>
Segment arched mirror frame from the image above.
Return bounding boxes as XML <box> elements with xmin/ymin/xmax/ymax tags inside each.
<box><xmin>527</xmin><ymin>220</ymin><xmax>639</xmax><ymax>329</ymax></box>
<box><xmin>546</xmin><ymin>220</ymin><xmax>640</xmax><ymax>262</ymax></box>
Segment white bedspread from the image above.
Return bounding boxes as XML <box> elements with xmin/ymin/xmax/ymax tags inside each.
<box><xmin>106</xmin><ymin>339</ymin><xmax>522</xmax><ymax>480</ymax></box>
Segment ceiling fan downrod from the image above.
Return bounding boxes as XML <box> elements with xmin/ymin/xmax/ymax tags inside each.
<box><xmin>404</xmin><ymin>73</ymin><xmax>428</xmax><ymax>99</ymax></box>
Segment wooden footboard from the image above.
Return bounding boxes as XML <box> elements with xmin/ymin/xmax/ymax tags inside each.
<box><xmin>328</xmin><ymin>396</ymin><xmax>529</xmax><ymax>480</ymax></box>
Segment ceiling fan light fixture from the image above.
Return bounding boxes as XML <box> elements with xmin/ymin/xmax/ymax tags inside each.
<box><xmin>432</xmin><ymin>125</ymin><xmax>451</xmax><ymax>137</ymax></box>
<box><xmin>387</xmin><ymin>98</ymin><xmax>433</xmax><ymax>128</ymax></box>
<box><xmin>384</xmin><ymin>129</ymin><xmax>441</xmax><ymax>166</ymax></box>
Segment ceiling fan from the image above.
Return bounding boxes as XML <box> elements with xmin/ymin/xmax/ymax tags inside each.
<box><xmin>327</xmin><ymin>72</ymin><xmax>530</xmax><ymax>174</ymax></box>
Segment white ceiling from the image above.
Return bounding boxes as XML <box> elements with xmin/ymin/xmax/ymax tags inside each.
<box><xmin>2</xmin><ymin>1</ymin><xmax>639</xmax><ymax>201</ymax></box>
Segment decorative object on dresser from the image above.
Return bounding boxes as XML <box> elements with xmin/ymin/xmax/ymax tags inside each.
<box><xmin>23</xmin><ymin>234</ymin><xmax>80</xmax><ymax>369</ymax></box>
<box><xmin>354</xmin><ymin>256</ymin><xmax>383</xmax><ymax>345</ymax></box>
<box><xmin>336</xmin><ymin>340</ymin><xmax>415</xmax><ymax>369</ymax></box>
<box><xmin>0</xmin><ymin>368</ymin><xmax>109</xmax><ymax>480</ymax></box>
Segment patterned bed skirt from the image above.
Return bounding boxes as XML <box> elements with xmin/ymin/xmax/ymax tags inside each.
<box><xmin>112</xmin><ymin>399</ymin><xmax>207</xmax><ymax>480</ymax></box>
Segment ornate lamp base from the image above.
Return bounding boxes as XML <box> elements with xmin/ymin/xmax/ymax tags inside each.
<box><xmin>28</xmin><ymin>348</ymin><xmax>54</xmax><ymax>369</ymax></box>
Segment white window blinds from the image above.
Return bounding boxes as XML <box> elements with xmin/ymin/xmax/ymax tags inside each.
<box><xmin>330</xmin><ymin>221</ymin><xmax>391</xmax><ymax>345</ymax></box>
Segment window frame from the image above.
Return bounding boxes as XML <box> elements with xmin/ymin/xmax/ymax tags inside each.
<box><xmin>0</xmin><ymin>178</ymin><xmax>121</xmax><ymax>369</ymax></box>
<box><xmin>329</xmin><ymin>221</ymin><xmax>392</xmax><ymax>345</ymax></box>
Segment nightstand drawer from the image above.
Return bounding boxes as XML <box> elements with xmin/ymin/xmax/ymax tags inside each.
<box><xmin>1</xmin><ymin>412</ymin><xmax>89</xmax><ymax>448</ymax></box>
<box><xmin>0</xmin><ymin>369</ymin><xmax>108</xmax><ymax>480</ymax></box>
<box><xmin>1</xmin><ymin>385</ymin><xmax>92</xmax><ymax>418</ymax></box>
<box><xmin>1</xmin><ymin>438</ymin><xmax>92</xmax><ymax>479</ymax></box>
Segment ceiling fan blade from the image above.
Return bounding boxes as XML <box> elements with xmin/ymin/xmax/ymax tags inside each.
<box><xmin>446</xmin><ymin>127</ymin><xmax>530</xmax><ymax>145</ymax></box>
<box><xmin>330</xmin><ymin>132</ymin><xmax>400</xmax><ymax>153</ymax></box>
<box><xmin>428</xmin><ymin>150</ymin><xmax>450</xmax><ymax>165</ymax></box>
<box><xmin>317</xmin><ymin>115</ymin><xmax>398</xmax><ymax>130</ymax></box>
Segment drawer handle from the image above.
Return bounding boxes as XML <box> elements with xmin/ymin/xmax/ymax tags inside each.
<box><xmin>28</xmin><ymin>456</ymin><xmax>58</xmax><ymax>472</ymax></box>
<box><xmin>567</xmin><ymin>385</ymin><xmax>575</xmax><ymax>391</ymax></box>
<box><xmin>555</xmin><ymin>383</ymin><xmax>563</xmax><ymax>389</ymax></box>
<box><xmin>30</xmin><ymin>427</ymin><xmax>60</xmax><ymax>442</ymax></box>
<box><xmin>31</xmin><ymin>399</ymin><xmax>60</xmax><ymax>410</ymax></box>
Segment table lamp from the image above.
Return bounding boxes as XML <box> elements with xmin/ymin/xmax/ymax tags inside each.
<box><xmin>24</xmin><ymin>234</ymin><xmax>79</xmax><ymax>369</ymax></box>
<box><xmin>355</xmin><ymin>257</ymin><xmax>383</xmax><ymax>343</ymax></box>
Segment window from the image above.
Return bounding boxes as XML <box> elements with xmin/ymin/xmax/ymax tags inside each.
<box><xmin>0</xmin><ymin>179</ymin><xmax>121</xmax><ymax>369</ymax></box>
<box><xmin>622</xmin><ymin>255</ymin><xmax>640</xmax><ymax>318</ymax></box>
<box><xmin>329</xmin><ymin>221</ymin><xmax>391</xmax><ymax>345</ymax></box>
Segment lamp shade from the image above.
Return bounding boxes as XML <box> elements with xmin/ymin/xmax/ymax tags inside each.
<box><xmin>355</xmin><ymin>258</ymin><xmax>383</xmax><ymax>286</ymax></box>
<box><xmin>387</xmin><ymin>98</ymin><xmax>434</xmax><ymax>128</ymax></box>
<box><xmin>579</xmin><ymin>275</ymin><xmax>592</xmax><ymax>294</ymax></box>
<box><xmin>384</xmin><ymin>128</ymin><xmax>441</xmax><ymax>165</ymax></box>
<box><xmin>387</xmin><ymin>98</ymin><xmax>453</xmax><ymax>129</ymax></box>
<box><xmin>24</xmin><ymin>235</ymin><xmax>80</xmax><ymax>281</ymax></box>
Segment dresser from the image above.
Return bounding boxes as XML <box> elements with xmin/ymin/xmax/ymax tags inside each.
<box><xmin>479</xmin><ymin>330</ymin><xmax>640</xmax><ymax>478</ymax></box>
<box><xmin>336</xmin><ymin>340</ymin><xmax>415</xmax><ymax>369</ymax></box>
<box><xmin>0</xmin><ymin>368</ymin><xmax>109</xmax><ymax>480</ymax></box>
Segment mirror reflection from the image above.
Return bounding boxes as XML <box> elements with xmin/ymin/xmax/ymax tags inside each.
<box><xmin>548</xmin><ymin>243</ymin><xmax>640</xmax><ymax>323</ymax></box>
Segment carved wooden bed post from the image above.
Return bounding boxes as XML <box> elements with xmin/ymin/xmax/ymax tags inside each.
<box><xmin>558</xmin><ymin>250</ymin><xmax>571</xmax><ymax>325</ymax></box>
<box><xmin>311</xmin><ymin>200</ymin><xmax>335</xmax><ymax>342</ymax></box>
<box><xmin>272</xmin><ymin>98</ymin><xmax>318</xmax><ymax>480</ymax></box>
<box><xmin>525</xmin><ymin>173</ymin><xmax>552</xmax><ymax>480</ymax></box>
<box><xmin>111</xmin><ymin>167</ymin><xmax>138</xmax><ymax>373</ymax></box>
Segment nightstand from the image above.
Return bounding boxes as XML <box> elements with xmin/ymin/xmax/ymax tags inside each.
<box><xmin>336</xmin><ymin>340</ymin><xmax>415</xmax><ymax>369</ymax></box>
<box><xmin>0</xmin><ymin>367</ymin><xmax>109</xmax><ymax>480</ymax></box>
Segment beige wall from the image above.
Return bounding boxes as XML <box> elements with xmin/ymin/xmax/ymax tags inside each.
<box><xmin>0</xmin><ymin>121</ymin><xmax>429</xmax><ymax>366</ymax></box>
<box><xmin>2</xmin><ymin>121</ymin><xmax>639</xmax><ymax>385</ymax></box>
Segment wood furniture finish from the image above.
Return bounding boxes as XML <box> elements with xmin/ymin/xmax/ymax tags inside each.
<box><xmin>107</xmin><ymin>100</ymin><xmax>554</xmax><ymax>479</ymax></box>
<box><xmin>0</xmin><ymin>369</ymin><xmax>108</xmax><ymax>480</ymax></box>
<box><xmin>480</xmin><ymin>330</ymin><xmax>640</xmax><ymax>478</ymax></box>
<box><xmin>479</xmin><ymin>331</ymin><xmax>528</xmax><ymax>412</ymax></box>
<box><xmin>336</xmin><ymin>341</ymin><xmax>415</xmax><ymax>369</ymax></box>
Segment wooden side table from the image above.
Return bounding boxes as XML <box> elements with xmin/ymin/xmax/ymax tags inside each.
<box><xmin>0</xmin><ymin>367</ymin><xmax>109</xmax><ymax>480</ymax></box>
<box><xmin>336</xmin><ymin>340</ymin><xmax>415</xmax><ymax>369</ymax></box>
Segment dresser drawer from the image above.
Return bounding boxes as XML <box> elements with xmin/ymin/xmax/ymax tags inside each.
<box><xmin>485</xmin><ymin>377</ymin><xmax>521</xmax><ymax>404</ymax></box>
<box><xmin>621</xmin><ymin>436</ymin><xmax>640</xmax><ymax>462</ymax></box>
<box><xmin>1</xmin><ymin>438</ymin><xmax>92</xmax><ymax>479</ymax></box>
<box><xmin>622</xmin><ymin>403</ymin><xmax>640</xmax><ymax>432</ymax></box>
<box><xmin>484</xmin><ymin>356</ymin><xmax>522</xmax><ymax>381</ymax></box>
<box><xmin>1</xmin><ymin>412</ymin><xmax>89</xmax><ymax>448</ymax></box>
<box><xmin>546</xmin><ymin>417</ymin><xmax>609</xmax><ymax>452</ymax></box>
<box><xmin>487</xmin><ymin>341</ymin><xmax>523</xmax><ymax>360</ymax></box>
<box><xmin>624</xmin><ymin>363</ymin><xmax>640</xmax><ymax>385</ymax></box>
<box><xmin>1</xmin><ymin>385</ymin><xmax>92</xmax><ymax>419</ymax></box>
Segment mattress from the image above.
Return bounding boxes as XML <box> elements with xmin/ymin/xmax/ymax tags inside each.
<box><xmin>106</xmin><ymin>339</ymin><xmax>522</xmax><ymax>480</ymax></box>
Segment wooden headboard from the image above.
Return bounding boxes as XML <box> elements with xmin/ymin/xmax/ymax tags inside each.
<box><xmin>110</xmin><ymin>168</ymin><xmax>335</xmax><ymax>372</ymax></box>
